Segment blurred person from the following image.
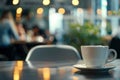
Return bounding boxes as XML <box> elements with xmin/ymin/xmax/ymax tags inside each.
<box><xmin>16</xmin><ymin>22</ymin><xmax>26</xmax><ymax>41</ymax></box>
<box><xmin>0</xmin><ymin>10</ymin><xmax>19</xmax><ymax>46</ymax></box>
<box><xmin>109</xmin><ymin>28</ymin><xmax>120</xmax><ymax>58</ymax></box>
<box><xmin>32</xmin><ymin>25</ymin><xmax>47</xmax><ymax>39</ymax></box>
<box><xmin>15</xmin><ymin>22</ymin><xmax>28</xmax><ymax>60</ymax></box>
<box><xmin>45</xmin><ymin>29</ymin><xmax>57</xmax><ymax>44</ymax></box>
<box><xmin>0</xmin><ymin>10</ymin><xmax>19</xmax><ymax>60</ymax></box>
<box><xmin>31</xmin><ymin>25</ymin><xmax>47</xmax><ymax>42</ymax></box>
<box><xmin>22</xmin><ymin>11</ymin><xmax>36</xmax><ymax>30</ymax></box>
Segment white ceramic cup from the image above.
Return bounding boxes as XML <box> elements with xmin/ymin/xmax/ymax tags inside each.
<box><xmin>81</xmin><ymin>45</ymin><xmax>117</xmax><ymax>68</ymax></box>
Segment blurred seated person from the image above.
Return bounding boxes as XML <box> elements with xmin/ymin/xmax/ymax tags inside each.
<box><xmin>0</xmin><ymin>10</ymin><xmax>19</xmax><ymax>46</ymax></box>
<box><xmin>109</xmin><ymin>33</ymin><xmax>120</xmax><ymax>58</ymax></box>
<box><xmin>0</xmin><ymin>10</ymin><xmax>19</xmax><ymax>60</ymax></box>
<box><xmin>16</xmin><ymin>22</ymin><xmax>26</xmax><ymax>41</ymax></box>
<box><xmin>22</xmin><ymin>11</ymin><xmax>36</xmax><ymax>30</ymax></box>
<box><xmin>32</xmin><ymin>25</ymin><xmax>47</xmax><ymax>39</ymax></box>
<box><xmin>45</xmin><ymin>29</ymin><xmax>57</xmax><ymax>44</ymax></box>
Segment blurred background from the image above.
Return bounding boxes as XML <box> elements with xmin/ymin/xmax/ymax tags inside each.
<box><xmin>0</xmin><ymin>0</ymin><xmax>120</xmax><ymax>60</ymax></box>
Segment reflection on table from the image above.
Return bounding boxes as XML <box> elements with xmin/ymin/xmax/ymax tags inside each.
<box><xmin>0</xmin><ymin>59</ymin><xmax>120</xmax><ymax>80</ymax></box>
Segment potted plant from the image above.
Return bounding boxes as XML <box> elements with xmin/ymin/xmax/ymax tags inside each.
<box><xmin>63</xmin><ymin>21</ymin><xmax>106</xmax><ymax>52</ymax></box>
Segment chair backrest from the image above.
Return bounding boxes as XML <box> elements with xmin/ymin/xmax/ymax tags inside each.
<box><xmin>25</xmin><ymin>45</ymin><xmax>81</xmax><ymax>62</ymax></box>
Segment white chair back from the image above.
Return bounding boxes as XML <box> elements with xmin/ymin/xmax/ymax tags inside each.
<box><xmin>26</xmin><ymin>45</ymin><xmax>81</xmax><ymax>62</ymax></box>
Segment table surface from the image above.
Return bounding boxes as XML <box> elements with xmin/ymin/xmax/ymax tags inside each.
<box><xmin>0</xmin><ymin>60</ymin><xmax>120</xmax><ymax>80</ymax></box>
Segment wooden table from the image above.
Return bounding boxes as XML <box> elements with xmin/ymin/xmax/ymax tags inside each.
<box><xmin>0</xmin><ymin>60</ymin><xmax>120</xmax><ymax>80</ymax></box>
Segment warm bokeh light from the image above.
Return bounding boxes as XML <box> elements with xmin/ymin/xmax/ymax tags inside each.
<box><xmin>71</xmin><ymin>68</ymin><xmax>79</xmax><ymax>73</ymax></box>
<box><xmin>13</xmin><ymin>61</ymin><xmax>23</xmax><ymax>80</ymax></box>
<box><xmin>43</xmin><ymin>0</ymin><xmax>50</xmax><ymax>6</ymax></box>
<box><xmin>14</xmin><ymin>71</ymin><xmax>20</xmax><ymax>80</ymax></box>
<box><xmin>43</xmin><ymin>68</ymin><xmax>50</xmax><ymax>80</ymax></box>
<box><xmin>58</xmin><ymin>8</ymin><xmax>65</xmax><ymax>15</ymax></box>
<box><xmin>77</xmin><ymin>8</ymin><xmax>83</xmax><ymax>13</ymax></box>
<box><xmin>13</xmin><ymin>0</ymin><xmax>19</xmax><ymax>5</ymax></box>
<box><xmin>16</xmin><ymin>7</ymin><xmax>23</xmax><ymax>14</ymax></box>
<box><xmin>16</xmin><ymin>14</ymin><xmax>21</xmax><ymax>18</ymax></box>
<box><xmin>72</xmin><ymin>76</ymin><xmax>79</xmax><ymax>80</ymax></box>
<box><xmin>16</xmin><ymin>7</ymin><xmax>22</xmax><ymax>21</ymax></box>
<box><xmin>13</xmin><ymin>67</ymin><xmax>20</xmax><ymax>80</ymax></box>
<box><xmin>97</xmin><ymin>9</ymin><xmax>102</xmax><ymax>15</ymax></box>
<box><xmin>37</xmin><ymin>8</ymin><xmax>44</xmax><ymax>14</ymax></box>
<box><xmin>72</xmin><ymin>0</ymin><xmax>79</xmax><ymax>6</ymax></box>
<box><xmin>16</xmin><ymin>61</ymin><xmax>23</xmax><ymax>70</ymax></box>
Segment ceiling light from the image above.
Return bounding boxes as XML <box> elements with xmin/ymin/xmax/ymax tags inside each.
<box><xmin>16</xmin><ymin>7</ymin><xmax>23</xmax><ymax>14</ymax></box>
<box><xmin>37</xmin><ymin>8</ymin><xmax>44</xmax><ymax>14</ymax></box>
<box><xmin>43</xmin><ymin>0</ymin><xmax>50</xmax><ymax>6</ymax></box>
<box><xmin>97</xmin><ymin>9</ymin><xmax>102</xmax><ymax>15</ymax></box>
<box><xmin>72</xmin><ymin>0</ymin><xmax>79</xmax><ymax>6</ymax></box>
<box><xmin>58</xmin><ymin>8</ymin><xmax>65</xmax><ymax>15</ymax></box>
<box><xmin>13</xmin><ymin>0</ymin><xmax>19</xmax><ymax>5</ymax></box>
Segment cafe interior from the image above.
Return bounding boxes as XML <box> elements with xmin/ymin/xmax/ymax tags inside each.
<box><xmin>0</xmin><ymin>0</ymin><xmax>120</xmax><ymax>80</ymax></box>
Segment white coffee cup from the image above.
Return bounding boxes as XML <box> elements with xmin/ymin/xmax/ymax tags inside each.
<box><xmin>81</xmin><ymin>45</ymin><xmax>117</xmax><ymax>68</ymax></box>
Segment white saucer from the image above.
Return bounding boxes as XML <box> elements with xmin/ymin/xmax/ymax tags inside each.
<box><xmin>74</xmin><ymin>62</ymin><xmax>115</xmax><ymax>72</ymax></box>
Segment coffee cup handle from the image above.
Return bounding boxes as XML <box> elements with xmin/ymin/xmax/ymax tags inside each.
<box><xmin>107</xmin><ymin>49</ymin><xmax>117</xmax><ymax>63</ymax></box>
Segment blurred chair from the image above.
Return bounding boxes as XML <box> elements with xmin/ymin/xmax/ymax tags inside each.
<box><xmin>109</xmin><ymin>36</ymin><xmax>120</xmax><ymax>58</ymax></box>
<box><xmin>25</xmin><ymin>45</ymin><xmax>81</xmax><ymax>62</ymax></box>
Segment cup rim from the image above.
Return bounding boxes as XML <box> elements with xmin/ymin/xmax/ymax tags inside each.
<box><xmin>81</xmin><ymin>45</ymin><xmax>108</xmax><ymax>48</ymax></box>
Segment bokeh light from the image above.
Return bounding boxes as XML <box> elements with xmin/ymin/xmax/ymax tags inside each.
<box><xmin>37</xmin><ymin>8</ymin><xmax>44</xmax><ymax>14</ymax></box>
<box><xmin>58</xmin><ymin>8</ymin><xmax>65</xmax><ymax>15</ymax></box>
<box><xmin>72</xmin><ymin>0</ymin><xmax>79</xmax><ymax>6</ymax></box>
<box><xmin>43</xmin><ymin>0</ymin><xmax>50</xmax><ymax>6</ymax></box>
<box><xmin>16</xmin><ymin>7</ymin><xmax>23</xmax><ymax>14</ymax></box>
<box><xmin>77</xmin><ymin>8</ymin><xmax>83</xmax><ymax>13</ymax></box>
<box><xmin>13</xmin><ymin>0</ymin><xmax>19</xmax><ymax>5</ymax></box>
<box><xmin>97</xmin><ymin>9</ymin><xmax>102</xmax><ymax>15</ymax></box>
